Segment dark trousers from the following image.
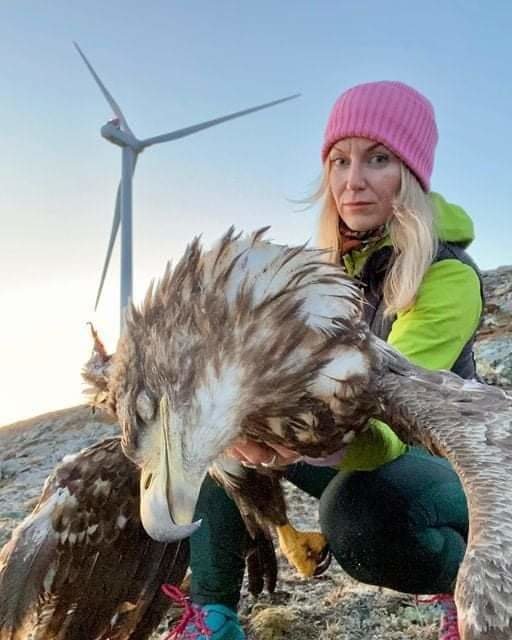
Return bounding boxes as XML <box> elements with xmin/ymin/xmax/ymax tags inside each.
<box><xmin>190</xmin><ymin>448</ymin><xmax>468</xmax><ymax>608</ymax></box>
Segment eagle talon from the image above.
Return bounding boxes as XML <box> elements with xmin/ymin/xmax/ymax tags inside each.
<box><xmin>276</xmin><ymin>524</ymin><xmax>329</xmax><ymax>578</ymax></box>
<box><xmin>313</xmin><ymin>545</ymin><xmax>332</xmax><ymax>576</ymax></box>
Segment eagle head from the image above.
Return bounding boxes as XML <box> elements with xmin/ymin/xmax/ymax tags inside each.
<box><xmin>86</xmin><ymin>228</ymin><xmax>364</xmax><ymax>542</ymax></box>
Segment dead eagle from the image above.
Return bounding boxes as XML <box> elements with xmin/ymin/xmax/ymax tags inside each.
<box><xmin>2</xmin><ymin>227</ymin><xmax>512</xmax><ymax>640</ymax></box>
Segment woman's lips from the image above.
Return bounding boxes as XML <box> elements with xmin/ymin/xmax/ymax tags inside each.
<box><xmin>343</xmin><ymin>201</ymin><xmax>374</xmax><ymax>209</ymax></box>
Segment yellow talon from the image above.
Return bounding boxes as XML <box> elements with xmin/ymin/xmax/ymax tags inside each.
<box><xmin>276</xmin><ymin>523</ymin><xmax>328</xmax><ymax>577</ymax></box>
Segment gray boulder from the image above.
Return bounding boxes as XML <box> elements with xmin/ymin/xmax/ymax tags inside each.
<box><xmin>476</xmin><ymin>265</ymin><xmax>512</xmax><ymax>387</ymax></box>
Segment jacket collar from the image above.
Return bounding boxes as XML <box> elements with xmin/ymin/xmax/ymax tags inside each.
<box><xmin>342</xmin><ymin>234</ymin><xmax>393</xmax><ymax>277</ymax></box>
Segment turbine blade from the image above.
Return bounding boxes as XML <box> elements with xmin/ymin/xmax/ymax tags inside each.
<box><xmin>94</xmin><ymin>155</ymin><xmax>139</xmax><ymax>311</ymax></box>
<box><xmin>139</xmin><ymin>93</ymin><xmax>301</xmax><ymax>148</ymax></box>
<box><xmin>94</xmin><ymin>187</ymin><xmax>121</xmax><ymax>311</ymax></box>
<box><xmin>74</xmin><ymin>42</ymin><xmax>134</xmax><ymax>136</ymax></box>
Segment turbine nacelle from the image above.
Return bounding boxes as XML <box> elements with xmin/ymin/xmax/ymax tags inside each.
<box><xmin>100</xmin><ymin>121</ymin><xmax>143</xmax><ymax>151</ymax></box>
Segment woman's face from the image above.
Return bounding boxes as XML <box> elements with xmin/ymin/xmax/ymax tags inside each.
<box><xmin>328</xmin><ymin>137</ymin><xmax>401</xmax><ymax>233</ymax></box>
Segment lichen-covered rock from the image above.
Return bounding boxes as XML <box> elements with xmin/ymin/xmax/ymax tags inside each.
<box><xmin>475</xmin><ymin>336</ymin><xmax>512</xmax><ymax>386</ymax></box>
<box><xmin>476</xmin><ymin>266</ymin><xmax>512</xmax><ymax>386</ymax></box>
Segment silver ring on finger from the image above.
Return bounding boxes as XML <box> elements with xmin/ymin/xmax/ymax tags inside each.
<box><xmin>261</xmin><ymin>454</ymin><xmax>278</xmax><ymax>467</ymax></box>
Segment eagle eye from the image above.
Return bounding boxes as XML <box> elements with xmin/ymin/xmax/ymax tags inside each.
<box><xmin>135</xmin><ymin>390</ymin><xmax>156</xmax><ymax>424</ymax></box>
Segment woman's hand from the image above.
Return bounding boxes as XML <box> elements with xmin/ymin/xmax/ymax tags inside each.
<box><xmin>225</xmin><ymin>438</ymin><xmax>301</xmax><ymax>467</ymax></box>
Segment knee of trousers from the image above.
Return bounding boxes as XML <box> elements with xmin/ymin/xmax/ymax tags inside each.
<box><xmin>317</xmin><ymin>467</ymin><xmax>466</xmax><ymax>593</ymax></box>
<box><xmin>318</xmin><ymin>470</ymin><xmax>411</xmax><ymax>582</ymax></box>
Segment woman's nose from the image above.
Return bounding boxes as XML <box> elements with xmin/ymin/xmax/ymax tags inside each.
<box><xmin>346</xmin><ymin>161</ymin><xmax>366</xmax><ymax>191</ymax></box>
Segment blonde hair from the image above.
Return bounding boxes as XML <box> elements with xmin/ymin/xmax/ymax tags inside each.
<box><xmin>316</xmin><ymin>163</ymin><xmax>437</xmax><ymax>316</ymax></box>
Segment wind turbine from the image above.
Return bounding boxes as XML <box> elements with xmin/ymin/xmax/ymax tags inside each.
<box><xmin>74</xmin><ymin>42</ymin><xmax>300</xmax><ymax>328</ymax></box>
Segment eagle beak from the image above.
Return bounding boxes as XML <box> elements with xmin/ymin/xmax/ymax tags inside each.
<box><xmin>139</xmin><ymin>394</ymin><xmax>203</xmax><ymax>542</ymax></box>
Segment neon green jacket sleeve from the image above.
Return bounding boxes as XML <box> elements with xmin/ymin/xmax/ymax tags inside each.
<box><xmin>387</xmin><ymin>259</ymin><xmax>482</xmax><ymax>370</ymax></box>
<box><xmin>339</xmin><ymin>258</ymin><xmax>482</xmax><ymax>472</ymax></box>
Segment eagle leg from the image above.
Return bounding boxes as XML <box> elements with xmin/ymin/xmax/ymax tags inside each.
<box><xmin>211</xmin><ymin>459</ymin><xmax>329</xmax><ymax>578</ymax></box>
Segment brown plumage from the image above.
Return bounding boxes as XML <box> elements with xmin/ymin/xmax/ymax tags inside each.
<box><xmin>2</xmin><ymin>227</ymin><xmax>512</xmax><ymax>639</ymax></box>
<box><xmin>0</xmin><ymin>437</ymin><xmax>189</xmax><ymax>640</ymax></box>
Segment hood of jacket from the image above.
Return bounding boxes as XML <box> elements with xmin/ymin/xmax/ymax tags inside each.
<box><xmin>431</xmin><ymin>192</ymin><xmax>475</xmax><ymax>248</ymax></box>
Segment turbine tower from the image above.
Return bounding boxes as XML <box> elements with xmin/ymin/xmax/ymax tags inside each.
<box><xmin>74</xmin><ymin>43</ymin><xmax>300</xmax><ymax>328</ymax></box>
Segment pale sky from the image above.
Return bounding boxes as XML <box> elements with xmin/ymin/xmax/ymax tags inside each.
<box><xmin>1</xmin><ymin>1</ymin><xmax>511</xmax><ymax>426</ymax></box>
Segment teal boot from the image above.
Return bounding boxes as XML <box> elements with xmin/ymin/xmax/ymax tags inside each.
<box><xmin>162</xmin><ymin>586</ymin><xmax>245</xmax><ymax>639</ymax></box>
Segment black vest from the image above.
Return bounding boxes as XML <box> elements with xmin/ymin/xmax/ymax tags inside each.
<box><xmin>359</xmin><ymin>242</ymin><xmax>484</xmax><ymax>380</ymax></box>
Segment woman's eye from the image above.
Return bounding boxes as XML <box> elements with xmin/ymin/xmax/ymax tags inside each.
<box><xmin>331</xmin><ymin>157</ymin><xmax>349</xmax><ymax>167</ymax></box>
<box><xmin>369</xmin><ymin>153</ymin><xmax>389</xmax><ymax>165</ymax></box>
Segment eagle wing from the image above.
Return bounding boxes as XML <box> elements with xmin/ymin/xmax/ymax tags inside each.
<box><xmin>373</xmin><ymin>337</ymin><xmax>512</xmax><ymax>640</ymax></box>
<box><xmin>0</xmin><ymin>437</ymin><xmax>189</xmax><ymax>640</ymax></box>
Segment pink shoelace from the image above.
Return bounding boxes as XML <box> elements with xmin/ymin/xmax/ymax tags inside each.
<box><xmin>161</xmin><ymin>584</ymin><xmax>212</xmax><ymax>640</ymax></box>
<box><xmin>417</xmin><ymin>594</ymin><xmax>460</xmax><ymax>640</ymax></box>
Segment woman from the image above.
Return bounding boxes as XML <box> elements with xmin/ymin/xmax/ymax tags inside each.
<box><xmin>167</xmin><ymin>81</ymin><xmax>483</xmax><ymax>640</ymax></box>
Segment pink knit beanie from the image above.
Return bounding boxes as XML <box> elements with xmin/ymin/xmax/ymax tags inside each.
<box><xmin>321</xmin><ymin>81</ymin><xmax>438</xmax><ymax>191</ymax></box>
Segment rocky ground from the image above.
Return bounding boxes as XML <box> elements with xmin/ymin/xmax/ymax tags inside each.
<box><xmin>1</xmin><ymin>265</ymin><xmax>511</xmax><ymax>639</ymax></box>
